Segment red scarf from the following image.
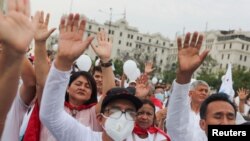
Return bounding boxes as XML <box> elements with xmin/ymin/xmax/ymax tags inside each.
<box><xmin>64</xmin><ymin>101</ymin><xmax>96</xmax><ymax>111</ymax></box>
<box><xmin>133</xmin><ymin>124</ymin><xmax>171</xmax><ymax>141</ymax></box>
<box><xmin>23</xmin><ymin>101</ymin><xmax>40</xmax><ymax>141</ymax></box>
<box><xmin>23</xmin><ymin>101</ymin><xmax>96</xmax><ymax>141</ymax></box>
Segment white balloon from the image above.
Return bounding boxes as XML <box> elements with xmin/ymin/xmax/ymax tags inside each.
<box><xmin>159</xmin><ymin>79</ymin><xmax>162</xmax><ymax>83</ymax></box>
<box><xmin>128</xmin><ymin>68</ymin><xmax>141</xmax><ymax>80</ymax></box>
<box><xmin>152</xmin><ymin>77</ymin><xmax>158</xmax><ymax>84</ymax></box>
<box><xmin>123</xmin><ymin>60</ymin><xmax>137</xmax><ymax>78</ymax></box>
<box><xmin>76</xmin><ymin>54</ymin><xmax>92</xmax><ymax>71</ymax></box>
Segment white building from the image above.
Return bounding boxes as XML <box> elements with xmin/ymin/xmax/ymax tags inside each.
<box><xmin>204</xmin><ymin>30</ymin><xmax>250</xmax><ymax>72</ymax></box>
<box><xmin>84</xmin><ymin>18</ymin><xmax>177</xmax><ymax>74</ymax></box>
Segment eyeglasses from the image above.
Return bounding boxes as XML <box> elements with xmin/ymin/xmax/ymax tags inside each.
<box><xmin>103</xmin><ymin>108</ymin><xmax>137</xmax><ymax>121</ymax></box>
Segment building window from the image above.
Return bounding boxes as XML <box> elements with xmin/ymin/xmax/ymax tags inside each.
<box><xmin>87</xmin><ymin>33</ymin><xmax>91</xmax><ymax>37</ymax></box>
<box><xmin>147</xmin><ymin>46</ymin><xmax>150</xmax><ymax>51</ymax></box>
<box><xmin>163</xmin><ymin>42</ymin><xmax>165</xmax><ymax>46</ymax></box>
<box><xmin>120</xmin><ymin>32</ymin><xmax>122</xmax><ymax>37</ymax></box>
<box><xmin>162</xmin><ymin>49</ymin><xmax>164</xmax><ymax>53</ymax></box>
<box><xmin>108</xmin><ymin>30</ymin><xmax>111</xmax><ymax>34</ymax></box>
<box><xmin>227</xmin><ymin>54</ymin><xmax>230</xmax><ymax>59</ymax></box>
<box><xmin>118</xmin><ymin>40</ymin><xmax>121</xmax><ymax>45</ymax></box>
<box><xmin>238</xmin><ymin>65</ymin><xmax>241</xmax><ymax>70</ymax></box>
<box><xmin>156</xmin><ymin>40</ymin><xmax>159</xmax><ymax>44</ymax></box>
<box><xmin>137</xmin><ymin>36</ymin><xmax>139</xmax><ymax>40</ymax></box>
<box><xmin>221</xmin><ymin>54</ymin><xmax>224</xmax><ymax>59</ymax></box>
<box><xmin>131</xmin><ymin>35</ymin><xmax>133</xmax><ymax>39</ymax></box>
<box><xmin>112</xmin><ymin>30</ymin><xmax>114</xmax><ymax>35</ymax></box>
<box><xmin>89</xmin><ymin>25</ymin><xmax>92</xmax><ymax>30</ymax></box>
<box><xmin>240</xmin><ymin>55</ymin><xmax>242</xmax><ymax>60</ymax></box>
<box><xmin>126</xmin><ymin>42</ymin><xmax>129</xmax><ymax>46</ymax></box>
<box><xmin>140</xmin><ymin>37</ymin><xmax>142</xmax><ymax>41</ymax></box>
<box><xmin>127</xmin><ymin>34</ymin><xmax>130</xmax><ymax>38</ymax></box>
<box><xmin>223</xmin><ymin>44</ymin><xmax>226</xmax><ymax>49</ymax></box>
<box><xmin>160</xmin><ymin>59</ymin><xmax>163</xmax><ymax>64</ymax></box>
<box><xmin>98</xmin><ymin>27</ymin><xmax>101</xmax><ymax>31</ymax></box>
<box><xmin>244</xmin><ymin>56</ymin><xmax>247</xmax><ymax>62</ymax></box>
<box><xmin>139</xmin><ymin>44</ymin><xmax>141</xmax><ymax>48</ymax></box>
<box><xmin>155</xmin><ymin>48</ymin><xmax>157</xmax><ymax>52</ymax></box>
<box><xmin>229</xmin><ymin>43</ymin><xmax>232</xmax><ymax>49</ymax></box>
<box><xmin>130</xmin><ymin>43</ymin><xmax>132</xmax><ymax>47</ymax></box>
<box><xmin>242</xmin><ymin>44</ymin><xmax>244</xmax><ymax>50</ymax></box>
<box><xmin>220</xmin><ymin>64</ymin><xmax>222</xmax><ymax>69</ymax></box>
<box><xmin>149</xmin><ymin>39</ymin><xmax>151</xmax><ymax>43</ymax></box>
<box><xmin>247</xmin><ymin>45</ymin><xmax>249</xmax><ymax>51</ymax></box>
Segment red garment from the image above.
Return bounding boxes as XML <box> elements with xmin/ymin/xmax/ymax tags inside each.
<box><xmin>23</xmin><ymin>101</ymin><xmax>96</xmax><ymax>141</ymax></box>
<box><xmin>64</xmin><ymin>102</ymin><xmax>96</xmax><ymax>111</ymax></box>
<box><xmin>150</xmin><ymin>97</ymin><xmax>163</xmax><ymax>109</ymax></box>
<box><xmin>23</xmin><ymin>101</ymin><xmax>40</xmax><ymax>141</ymax></box>
<box><xmin>133</xmin><ymin>124</ymin><xmax>171</xmax><ymax>141</ymax></box>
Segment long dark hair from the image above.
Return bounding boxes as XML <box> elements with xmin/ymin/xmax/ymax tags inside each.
<box><xmin>65</xmin><ymin>71</ymin><xmax>97</xmax><ymax>105</ymax></box>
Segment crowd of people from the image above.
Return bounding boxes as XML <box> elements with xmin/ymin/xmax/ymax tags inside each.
<box><xmin>1</xmin><ymin>0</ymin><xmax>249</xmax><ymax>141</ymax></box>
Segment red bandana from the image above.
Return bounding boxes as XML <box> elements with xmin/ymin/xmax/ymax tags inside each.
<box><xmin>64</xmin><ymin>101</ymin><xmax>96</xmax><ymax>111</ymax></box>
<box><xmin>133</xmin><ymin>124</ymin><xmax>171</xmax><ymax>141</ymax></box>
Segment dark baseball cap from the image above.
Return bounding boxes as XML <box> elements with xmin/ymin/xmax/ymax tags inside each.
<box><xmin>101</xmin><ymin>87</ymin><xmax>142</xmax><ymax>113</ymax></box>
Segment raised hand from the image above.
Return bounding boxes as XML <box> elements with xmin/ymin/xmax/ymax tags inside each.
<box><xmin>144</xmin><ymin>62</ymin><xmax>155</xmax><ymax>75</ymax></box>
<box><xmin>135</xmin><ymin>74</ymin><xmax>150</xmax><ymax>99</ymax></box>
<box><xmin>55</xmin><ymin>14</ymin><xmax>94</xmax><ymax>70</ymax></box>
<box><xmin>0</xmin><ymin>0</ymin><xmax>39</xmax><ymax>55</ymax></box>
<box><xmin>177</xmin><ymin>32</ymin><xmax>209</xmax><ymax>83</ymax></box>
<box><xmin>237</xmin><ymin>88</ymin><xmax>249</xmax><ymax>101</ymax></box>
<box><xmin>91</xmin><ymin>29</ymin><xmax>112</xmax><ymax>62</ymax></box>
<box><xmin>34</xmin><ymin>11</ymin><xmax>56</xmax><ymax>43</ymax></box>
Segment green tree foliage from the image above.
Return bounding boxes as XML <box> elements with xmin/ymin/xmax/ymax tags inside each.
<box><xmin>163</xmin><ymin>63</ymin><xmax>177</xmax><ymax>84</ymax></box>
<box><xmin>232</xmin><ymin>68</ymin><xmax>250</xmax><ymax>92</ymax></box>
<box><xmin>113</xmin><ymin>59</ymin><xmax>123</xmax><ymax>76</ymax></box>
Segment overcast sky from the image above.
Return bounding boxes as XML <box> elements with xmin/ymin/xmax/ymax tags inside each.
<box><xmin>31</xmin><ymin>0</ymin><xmax>250</xmax><ymax>39</ymax></box>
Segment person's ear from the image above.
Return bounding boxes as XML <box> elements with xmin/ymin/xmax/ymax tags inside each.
<box><xmin>199</xmin><ymin>119</ymin><xmax>206</xmax><ymax>131</ymax></box>
<box><xmin>66</xmin><ymin>86</ymin><xmax>70</xmax><ymax>93</ymax></box>
<box><xmin>188</xmin><ymin>91</ymin><xmax>193</xmax><ymax>97</ymax></box>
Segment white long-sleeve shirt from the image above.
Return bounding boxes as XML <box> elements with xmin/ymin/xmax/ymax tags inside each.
<box><xmin>166</xmin><ymin>81</ymin><xmax>207</xmax><ymax>141</ymax></box>
<box><xmin>40</xmin><ymin>63</ymin><xmax>102</xmax><ymax>141</ymax></box>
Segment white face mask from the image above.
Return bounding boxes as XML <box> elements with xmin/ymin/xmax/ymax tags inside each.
<box><xmin>155</xmin><ymin>93</ymin><xmax>164</xmax><ymax>102</ymax></box>
<box><xmin>103</xmin><ymin>112</ymin><xmax>134</xmax><ymax>141</ymax></box>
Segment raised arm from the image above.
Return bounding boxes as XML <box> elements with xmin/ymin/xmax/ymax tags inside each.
<box><xmin>237</xmin><ymin>88</ymin><xmax>248</xmax><ymax>115</ymax></box>
<box><xmin>40</xmin><ymin>13</ymin><xmax>95</xmax><ymax>141</ymax></box>
<box><xmin>166</xmin><ymin>32</ymin><xmax>209</xmax><ymax>141</ymax></box>
<box><xmin>0</xmin><ymin>0</ymin><xmax>38</xmax><ymax>135</ymax></box>
<box><xmin>19</xmin><ymin>57</ymin><xmax>36</xmax><ymax>105</ymax></box>
<box><xmin>34</xmin><ymin>11</ymin><xmax>56</xmax><ymax>105</ymax></box>
<box><xmin>91</xmin><ymin>30</ymin><xmax>115</xmax><ymax>114</ymax></box>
